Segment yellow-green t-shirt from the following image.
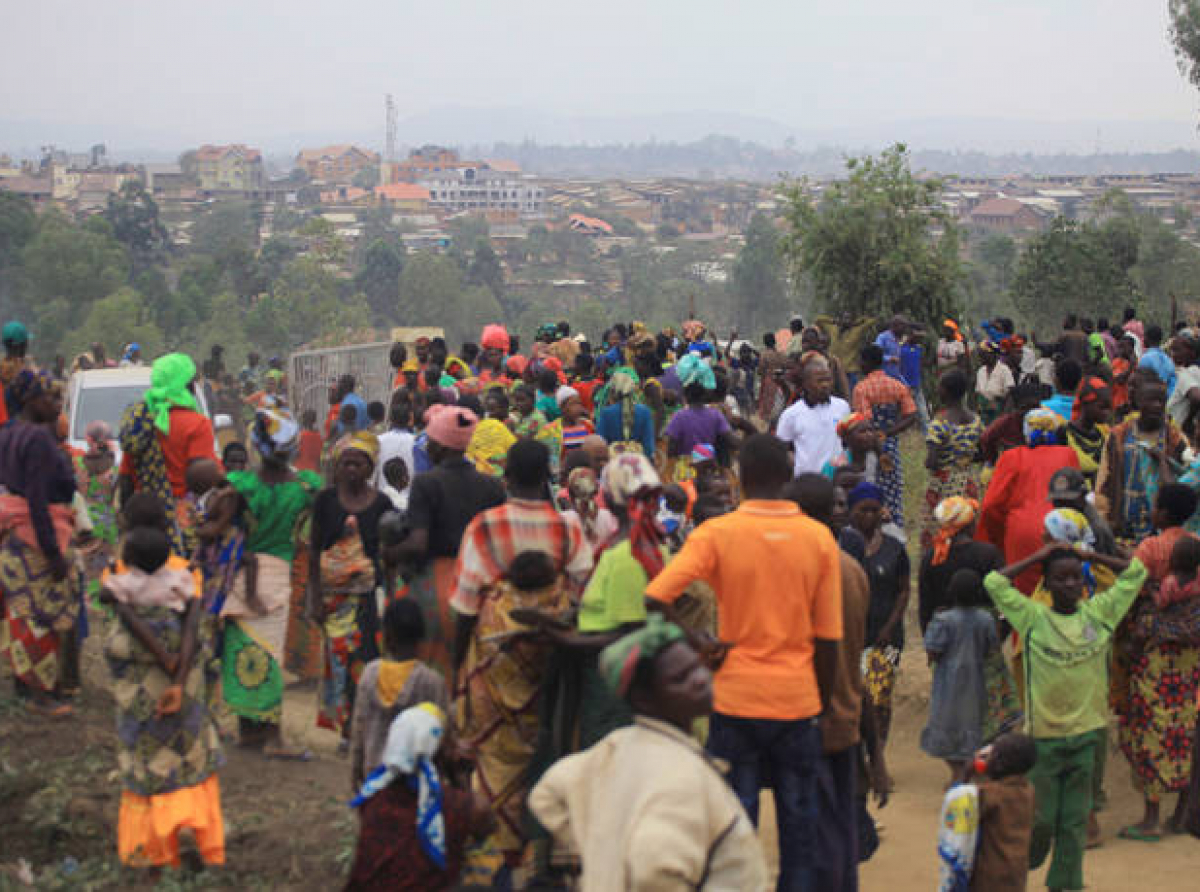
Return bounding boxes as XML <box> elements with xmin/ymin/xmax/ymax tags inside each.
<box><xmin>984</xmin><ymin>559</ymin><xmax>1147</xmax><ymax>738</ymax></box>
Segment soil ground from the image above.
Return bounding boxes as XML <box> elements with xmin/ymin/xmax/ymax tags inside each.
<box><xmin>5</xmin><ymin>635</ymin><xmax>1197</xmax><ymax>890</ymax></box>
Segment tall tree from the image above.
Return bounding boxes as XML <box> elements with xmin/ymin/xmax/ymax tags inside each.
<box><xmin>397</xmin><ymin>253</ymin><xmax>465</xmax><ymax>325</ymax></box>
<box><xmin>780</xmin><ymin>143</ymin><xmax>963</xmax><ymax>326</ymax></box>
<box><xmin>1170</xmin><ymin>1</ymin><xmax>1200</xmax><ymax>93</ymax></box>
<box><xmin>19</xmin><ymin>210</ymin><xmax>129</xmax><ymax>307</ymax></box>
<box><xmin>467</xmin><ymin>242</ymin><xmax>505</xmax><ymax>300</ymax></box>
<box><xmin>732</xmin><ymin>212</ymin><xmax>790</xmax><ymax>335</ymax></box>
<box><xmin>103</xmin><ymin>180</ymin><xmax>168</xmax><ymax>269</ymax></box>
<box><xmin>64</xmin><ymin>286</ymin><xmax>164</xmax><ymax>360</ymax></box>
<box><xmin>354</xmin><ymin>238</ymin><xmax>406</xmax><ymax>324</ymax></box>
<box><xmin>1010</xmin><ymin>217</ymin><xmax>1137</xmax><ymax>329</ymax></box>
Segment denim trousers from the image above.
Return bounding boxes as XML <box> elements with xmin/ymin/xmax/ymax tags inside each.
<box><xmin>707</xmin><ymin>712</ymin><xmax>821</xmax><ymax>892</ymax></box>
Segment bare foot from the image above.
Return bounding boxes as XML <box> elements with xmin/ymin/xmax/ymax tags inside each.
<box><xmin>1087</xmin><ymin>811</ymin><xmax>1102</xmax><ymax>849</ymax></box>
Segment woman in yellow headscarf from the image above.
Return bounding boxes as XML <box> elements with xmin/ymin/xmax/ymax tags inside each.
<box><xmin>308</xmin><ymin>431</ymin><xmax>395</xmax><ymax>744</ymax></box>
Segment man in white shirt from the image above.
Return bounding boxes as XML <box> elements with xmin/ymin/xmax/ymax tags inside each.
<box><xmin>775</xmin><ymin>356</ymin><xmax>851</xmax><ymax>475</ymax></box>
<box><xmin>374</xmin><ymin>401</ymin><xmax>416</xmax><ymax>498</ymax></box>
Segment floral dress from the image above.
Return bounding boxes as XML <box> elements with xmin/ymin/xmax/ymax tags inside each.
<box><xmin>1119</xmin><ymin>529</ymin><xmax>1200</xmax><ymax>802</ymax></box>
<box><xmin>920</xmin><ymin>415</ymin><xmax>983</xmax><ymax>550</ymax></box>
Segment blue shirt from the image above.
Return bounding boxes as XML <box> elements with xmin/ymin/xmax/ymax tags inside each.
<box><xmin>900</xmin><ymin>344</ymin><xmax>922</xmax><ymax>388</ymax></box>
<box><xmin>595</xmin><ymin>402</ymin><xmax>657</xmax><ymax>458</ymax></box>
<box><xmin>339</xmin><ymin>392</ymin><xmax>370</xmax><ymax>431</ymax></box>
<box><xmin>1139</xmin><ymin>348</ymin><xmax>1177</xmax><ymax>396</ymax></box>
<box><xmin>875</xmin><ymin>330</ymin><xmax>902</xmax><ymax>380</ymax></box>
<box><xmin>412</xmin><ymin>431</ymin><xmax>432</xmax><ymax>473</ymax></box>
<box><xmin>1041</xmin><ymin>393</ymin><xmax>1074</xmax><ymax>422</ymax></box>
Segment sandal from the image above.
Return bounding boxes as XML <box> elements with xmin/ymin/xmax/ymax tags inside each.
<box><xmin>1117</xmin><ymin>825</ymin><xmax>1161</xmax><ymax>842</ymax></box>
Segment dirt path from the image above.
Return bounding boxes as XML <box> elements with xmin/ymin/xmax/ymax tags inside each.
<box><xmin>757</xmin><ymin>653</ymin><xmax>1199</xmax><ymax>890</ymax></box>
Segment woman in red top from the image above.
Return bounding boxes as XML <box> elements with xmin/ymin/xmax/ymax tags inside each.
<box><xmin>118</xmin><ymin>353</ymin><xmax>216</xmax><ymax>555</ymax></box>
<box><xmin>978</xmin><ymin>408</ymin><xmax>1079</xmax><ymax>594</ymax></box>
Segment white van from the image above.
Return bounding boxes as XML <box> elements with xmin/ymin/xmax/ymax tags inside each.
<box><xmin>65</xmin><ymin>367</ymin><xmax>229</xmax><ymax>461</ymax></box>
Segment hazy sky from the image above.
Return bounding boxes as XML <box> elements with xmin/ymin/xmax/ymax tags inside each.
<box><xmin>3</xmin><ymin>0</ymin><xmax>1198</xmax><ymax>148</ymax></box>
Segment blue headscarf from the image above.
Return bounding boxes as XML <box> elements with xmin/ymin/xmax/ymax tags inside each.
<box><xmin>350</xmin><ymin>703</ymin><xmax>448</xmax><ymax>868</ymax></box>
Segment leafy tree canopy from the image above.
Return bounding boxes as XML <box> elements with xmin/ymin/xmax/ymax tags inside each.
<box><xmin>780</xmin><ymin>143</ymin><xmax>963</xmax><ymax>327</ymax></box>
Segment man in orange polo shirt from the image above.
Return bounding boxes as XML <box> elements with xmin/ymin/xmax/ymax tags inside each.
<box><xmin>646</xmin><ymin>433</ymin><xmax>842</xmax><ymax>892</ymax></box>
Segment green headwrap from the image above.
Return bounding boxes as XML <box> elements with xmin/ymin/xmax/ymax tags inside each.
<box><xmin>145</xmin><ymin>353</ymin><xmax>199</xmax><ymax>433</ymax></box>
<box><xmin>599</xmin><ymin>614</ymin><xmax>686</xmax><ymax>700</ymax></box>
<box><xmin>2</xmin><ymin>321</ymin><xmax>28</xmax><ymax>345</ymax></box>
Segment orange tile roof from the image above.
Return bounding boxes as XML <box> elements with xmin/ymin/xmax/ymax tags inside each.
<box><xmin>375</xmin><ymin>183</ymin><xmax>431</xmax><ymax>202</ymax></box>
<box><xmin>568</xmin><ymin>213</ymin><xmax>614</xmax><ymax>234</ymax></box>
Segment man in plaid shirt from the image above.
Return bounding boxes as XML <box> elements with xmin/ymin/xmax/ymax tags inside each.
<box><xmin>450</xmin><ymin>438</ymin><xmax>593</xmax><ymax>666</ymax></box>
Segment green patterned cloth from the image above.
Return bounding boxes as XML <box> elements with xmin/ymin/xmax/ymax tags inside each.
<box><xmin>221</xmin><ymin>621</ymin><xmax>284</xmax><ymax>723</ymax></box>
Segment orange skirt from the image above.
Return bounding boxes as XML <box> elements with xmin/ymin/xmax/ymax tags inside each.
<box><xmin>118</xmin><ymin>774</ymin><xmax>224</xmax><ymax>868</ymax></box>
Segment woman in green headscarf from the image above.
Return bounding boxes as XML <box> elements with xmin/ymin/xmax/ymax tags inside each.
<box><xmin>118</xmin><ymin>353</ymin><xmax>217</xmax><ymax>555</ymax></box>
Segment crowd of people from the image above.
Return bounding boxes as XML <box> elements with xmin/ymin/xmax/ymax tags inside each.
<box><xmin>1</xmin><ymin>307</ymin><xmax>1199</xmax><ymax>890</ymax></box>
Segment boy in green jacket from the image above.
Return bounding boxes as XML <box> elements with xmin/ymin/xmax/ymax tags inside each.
<box><xmin>984</xmin><ymin>544</ymin><xmax>1146</xmax><ymax>892</ymax></box>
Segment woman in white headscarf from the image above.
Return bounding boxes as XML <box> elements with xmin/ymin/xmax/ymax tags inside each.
<box><xmin>346</xmin><ymin>704</ymin><xmax>492</xmax><ymax>890</ymax></box>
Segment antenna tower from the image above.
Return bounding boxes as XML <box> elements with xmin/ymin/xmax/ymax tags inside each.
<box><xmin>385</xmin><ymin>94</ymin><xmax>397</xmax><ymax>164</ymax></box>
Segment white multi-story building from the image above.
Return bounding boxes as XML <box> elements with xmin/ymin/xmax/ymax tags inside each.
<box><xmin>418</xmin><ymin>165</ymin><xmax>544</xmax><ymax>217</ymax></box>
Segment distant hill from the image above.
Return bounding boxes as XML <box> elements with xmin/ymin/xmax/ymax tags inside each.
<box><xmin>473</xmin><ymin>136</ymin><xmax>1200</xmax><ymax>181</ymax></box>
<box><xmin>3</xmin><ymin>106</ymin><xmax>1199</xmax><ymax>179</ymax></box>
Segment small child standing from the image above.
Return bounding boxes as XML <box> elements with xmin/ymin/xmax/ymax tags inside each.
<box><xmin>984</xmin><ymin>544</ymin><xmax>1146</xmax><ymax>892</ymax></box>
<box><xmin>296</xmin><ymin>408</ymin><xmax>323</xmax><ymax>474</ymax></box>
<box><xmin>936</xmin><ymin>731</ymin><xmax>1037</xmax><ymax>892</ymax></box>
<box><xmin>350</xmin><ymin>598</ymin><xmax>450</xmax><ymax>792</ymax></box>
<box><xmin>922</xmin><ymin>569</ymin><xmax>998</xmax><ymax>785</ymax></box>
<box><xmin>100</xmin><ymin>525</ymin><xmax>224</xmax><ymax>869</ymax></box>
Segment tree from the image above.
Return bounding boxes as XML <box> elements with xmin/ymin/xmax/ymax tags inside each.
<box><xmin>1011</xmin><ymin>218</ymin><xmax>1137</xmax><ymax>329</ymax></box>
<box><xmin>1170</xmin><ymin>1</ymin><xmax>1200</xmax><ymax>93</ymax></box>
<box><xmin>780</xmin><ymin>143</ymin><xmax>963</xmax><ymax>326</ymax></box>
<box><xmin>397</xmin><ymin>253</ymin><xmax>465</xmax><ymax>325</ymax></box>
<box><xmin>354</xmin><ymin>238</ymin><xmax>406</xmax><ymax>323</ymax></box>
<box><xmin>258</xmin><ymin>236</ymin><xmax>299</xmax><ymax>283</ymax></box>
<box><xmin>64</xmin><ymin>287</ymin><xmax>164</xmax><ymax>359</ymax></box>
<box><xmin>975</xmin><ymin>234</ymin><xmax>1017</xmax><ymax>290</ymax></box>
<box><xmin>296</xmin><ymin>216</ymin><xmax>348</xmax><ymax>267</ymax></box>
<box><xmin>467</xmin><ymin>242</ymin><xmax>505</xmax><ymax>300</ymax></box>
<box><xmin>447</xmin><ymin>216</ymin><xmax>490</xmax><ymax>254</ymax></box>
<box><xmin>732</xmin><ymin>213</ymin><xmax>790</xmax><ymax>335</ymax></box>
<box><xmin>0</xmin><ymin>192</ymin><xmax>35</xmax><ymax>312</ymax></box>
<box><xmin>19</xmin><ymin>210</ymin><xmax>129</xmax><ymax>307</ymax></box>
<box><xmin>0</xmin><ymin>192</ymin><xmax>35</xmax><ymax>272</ymax></box>
<box><xmin>453</xmin><ymin>286</ymin><xmax>505</xmax><ymax>347</ymax></box>
<box><xmin>190</xmin><ymin>200</ymin><xmax>258</xmax><ymax>258</ymax></box>
<box><xmin>103</xmin><ymin>180</ymin><xmax>168</xmax><ymax>268</ymax></box>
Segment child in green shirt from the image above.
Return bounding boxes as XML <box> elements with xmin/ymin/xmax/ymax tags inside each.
<box><xmin>984</xmin><ymin>544</ymin><xmax>1146</xmax><ymax>892</ymax></box>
